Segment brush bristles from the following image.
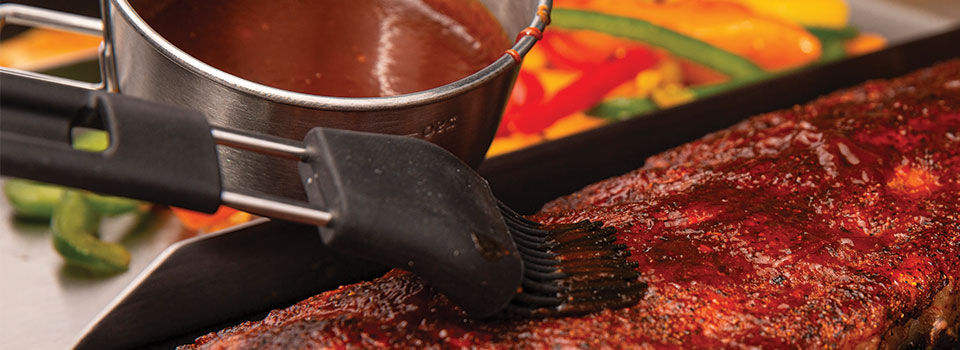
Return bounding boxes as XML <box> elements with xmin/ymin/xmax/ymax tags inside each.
<box><xmin>497</xmin><ymin>201</ymin><xmax>646</xmax><ymax>318</ymax></box>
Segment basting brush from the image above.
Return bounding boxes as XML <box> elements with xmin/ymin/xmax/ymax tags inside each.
<box><xmin>0</xmin><ymin>70</ymin><xmax>644</xmax><ymax>318</ymax></box>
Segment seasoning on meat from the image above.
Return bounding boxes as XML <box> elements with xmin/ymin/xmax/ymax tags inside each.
<box><xmin>182</xmin><ymin>60</ymin><xmax>960</xmax><ymax>349</ymax></box>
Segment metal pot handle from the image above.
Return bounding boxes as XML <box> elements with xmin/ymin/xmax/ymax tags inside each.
<box><xmin>0</xmin><ymin>3</ymin><xmax>115</xmax><ymax>91</ymax></box>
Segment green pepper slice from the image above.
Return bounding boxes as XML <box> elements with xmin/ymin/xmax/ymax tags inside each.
<box><xmin>85</xmin><ymin>193</ymin><xmax>145</xmax><ymax>216</ymax></box>
<box><xmin>72</xmin><ymin>129</ymin><xmax>109</xmax><ymax>152</ymax></box>
<box><xmin>587</xmin><ymin>98</ymin><xmax>659</xmax><ymax>121</ymax></box>
<box><xmin>551</xmin><ymin>9</ymin><xmax>767</xmax><ymax>81</ymax></box>
<box><xmin>4</xmin><ymin>179</ymin><xmax>65</xmax><ymax>220</ymax></box>
<box><xmin>586</xmin><ymin>80</ymin><xmax>759</xmax><ymax>121</ymax></box>
<box><xmin>806</xmin><ymin>26</ymin><xmax>858</xmax><ymax>63</ymax></box>
<box><xmin>51</xmin><ymin>190</ymin><xmax>130</xmax><ymax>274</ymax></box>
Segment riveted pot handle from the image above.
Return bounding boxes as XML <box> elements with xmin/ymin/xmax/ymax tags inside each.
<box><xmin>0</xmin><ymin>3</ymin><xmax>116</xmax><ymax>91</ymax></box>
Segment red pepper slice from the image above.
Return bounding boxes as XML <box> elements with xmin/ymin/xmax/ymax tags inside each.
<box><xmin>510</xmin><ymin>47</ymin><xmax>659</xmax><ymax>134</ymax></box>
<box><xmin>498</xmin><ymin>70</ymin><xmax>546</xmax><ymax>136</ymax></box>
<box><xmin>538</xmin><ymin>31</ymin><xmax>616</xmax><ymax>70</ymax></box>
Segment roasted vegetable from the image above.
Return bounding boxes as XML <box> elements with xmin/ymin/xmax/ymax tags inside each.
<box><xmin>51</xmin><ymin>190</ymin><xmax>130</xmax><ymax>274</ymax></box>
<box><xmin>72</xmin><ymin>128</ymin><xmax>109</xmax><ymax>151</ymax></box>
<box><xmin>551</xmin><ymin>8</ymin><xmax>766</xmax><ymax>80</ymax></box>
<box><xmin>490</xmin><ymin>0</ymin><xmax>885</xmax><ymax>159</ymax></box>
<box><xmin>3</xmin><ymin>179</ymin><xmax>64</xmax><ymax>220</ymax></box>
<box><xmin>4</xmin><ymin>128</ymin><xmax>140</xmax><ymax>274</ymax></box>
<box><xmin>806</xmin><ymin>26</ymin><xmax>859</xmax><ymax>63</ymax></box>
<box><xmin>510</xmin><ymin>46</ymin><xmax>660</xmax><ymax>134</ymax></box>
<box><xmin>727</xmin><ymin>0</ymin><xmax>850</xmax><ymax>29</ymax></box>
<box><xmin>587</xmin><ymin>97</ymin><xmax>657</xmax><ymax>121</ymax></box>
<box><xmin>85</xmin><ymin>193</ymin><xmax>144</xmax><ymax>216</ymax></box>
<box><xmin>555</xmin><ymin>0</ymin><xmax>823</xmax><ymax>71</ymax></box>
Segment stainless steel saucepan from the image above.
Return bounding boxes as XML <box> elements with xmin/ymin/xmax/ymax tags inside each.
<box><xmin>0</xmin><ymin>0</ymin><xmax>551</xmax><ymax>198</ymax></box>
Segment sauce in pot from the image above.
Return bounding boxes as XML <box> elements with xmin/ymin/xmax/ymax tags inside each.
<box><xmin>137</xmin><ymin>0</ymin><xmax>510</xmax><ymax>97</ymax></box>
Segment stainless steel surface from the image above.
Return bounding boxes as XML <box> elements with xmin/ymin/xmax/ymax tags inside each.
<box><xmin>849</xmin><ymin>0</ymin><xmax>960</xmax><ymax>44</ymax></box>
<box><xmin>220</xmin><ymin>191</ymin><xmax>332</xmax><ymax>227</ymax></box>
<box><xmin>0</xmin><ymin>3</ymin><xmax>102</xmax><ymax>35</ymax></box>
<box><xmin>0</xmin><ymin>181</ymin><xmax>187</xmax><ymax>349</ymax></box>
<box><xmin>107</xmin><ymin>0</ymin><xmax>551</xmax><ymax>199</ymax></box>
<box><xmin>73</xmin><ymin>219</ymin><xmax>387</xmax><ymax>350</ymax></box>
<box><xmin>210</xmin><ymin>128</ymin><xmax>308</xmax><ymax>161</ymax></box>
<box><xmin>0</xmin><ymin>5</ymin><xmax>104</xmax><ymax>90</ymax></box>
<box><xmin>0</xmin><ymin>65</ymin><xmax>100</xmax><ymax>90</ymax></box>
<box><xmin>210</xmin><ymin>128</ymin><xmax>332</xmax><ymax>226</ymax></box>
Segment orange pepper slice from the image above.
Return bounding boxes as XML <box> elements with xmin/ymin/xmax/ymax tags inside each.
<box><xmin>171</xmin><ymin>206</ymin><xmax>250</xmax><ymax>233</ymax></box>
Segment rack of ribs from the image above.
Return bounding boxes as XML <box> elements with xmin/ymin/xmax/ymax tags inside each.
<box><xmin>183</xmin><ymin>59</ymin><xmax>960</xmax><ymax>349</ymax></box>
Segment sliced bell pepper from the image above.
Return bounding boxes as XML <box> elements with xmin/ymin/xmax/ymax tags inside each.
<box><xmin>806</xmin><ymin>26</ymin><xmax>859</xmax><ymax>63</ymax></box>
<box><xmin>170</xmin><ymin>206</ymin><xmax>253</xmax><ymax>233</ymax></box>
<box><xmin>725</xmin><ymin>0</ymin><xmax>850</xmax><ymax>29</ymax></box>
<box><xmin>498</xmin><ymin>70</ymin><xmax>546</xmax><ymax>136</ymax></box>
<box><xmin>4</xmin><ymin>179</ymin><xmax>64</xmax><ymax>220</ymax></box>
<box><xmin>586</xmin><ymin>79</ymin><xmax>757</xmax><ymax>122</ymax></box>
<box><xmin>4</xmin><ymin>129</ymin><xmax>136</xmax><ymax>221</ymax></box>
<box><xmin>551</xmin><ymin>8</ymin><xmax>766</xmax><ymax>80</ymax></box>
<box><xmin>510</xmin><ymin>46</ymin><xmax>660</xmax><ymax>134</ymax></box>
<box><xmin>586</xmin><ymin>98</ymin><xmax>657</xmax><ymax>121</ymax></box>
<box><xmin>52</xmin><ymin>190</ymin><xmax>130</xmax><ymax>274</ymax></box>
<box><xmin>554</xmin><ymin>1</ymin><xmax>821</xmax><ymax>71</ymax></box>
<box><xmin>72</xmin><ymin>128</ymin><xmax>109</xmax><ymax>152</ymax></box>
<box><xmin>537</xmin><ymin>30</ymin><xmax>650</xmax><ymax>70</ymax></box>
<box><xmin>804</xmin><ymin>26</ymin><xmax>859</xmax><ymax>41</ymax></box>
<box><xmin>85</xmin><ymin>193</ymin><xmax>145</xmax><ymax>216</ymax></box>
<box><xmin>844</xmin><ymin>34</ymin><xmax>886</xmax><ymax>56</ymax></box>
<box><xmin>542</xmin><ymin>113</ymin><xmax>606</xmax><ymax>140</ymax></box>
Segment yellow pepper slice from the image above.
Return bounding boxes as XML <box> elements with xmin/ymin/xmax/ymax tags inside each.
<box><xmin>559</xmin><ymin>0</ymin><xmax>822</xmax><ymax>71</ymax></box>
<box><xmin>725</xmin><ymin>0</ymin><xmax>850</xmax><ymax>29</ymax></box>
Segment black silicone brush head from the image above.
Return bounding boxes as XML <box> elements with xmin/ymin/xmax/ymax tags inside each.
<box><xmin>497</xmin><ymin>201</ymin><xmax>647</xmax><ymax>317</ymax></box>
<box><xmin>299</xmin><ymin>127</ymin><xmax>643</xmax><ymax>318</ymax></box>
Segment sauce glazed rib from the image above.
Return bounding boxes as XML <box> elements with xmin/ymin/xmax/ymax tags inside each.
<box><xmin>183</xmin><ymin>60</ymin><xmax>960</xmax><ymax>349</ymax></box>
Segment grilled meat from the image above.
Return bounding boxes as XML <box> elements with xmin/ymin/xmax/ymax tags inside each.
<box><xmin>183</xmin><ymin>60</ymin><xmax>960</xmax><ymax>349</ymax></box>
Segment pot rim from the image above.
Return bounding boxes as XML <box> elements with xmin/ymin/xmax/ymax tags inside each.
<box><xmin>108</xmin><ymin>0</ymin><xmax>551</xmax><ymax>111</ymax></box>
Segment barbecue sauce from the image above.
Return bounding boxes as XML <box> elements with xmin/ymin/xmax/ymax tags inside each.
<box><xmin>135</xmin><ymin>0</ymin><xmax>509</xmax><ymax>97</ymax></box>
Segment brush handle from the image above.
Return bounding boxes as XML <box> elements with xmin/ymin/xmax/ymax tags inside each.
<box><xmin>0</xmin><ymin>70</ymin><xmax>223</xmax><ymax>213</ymax></box>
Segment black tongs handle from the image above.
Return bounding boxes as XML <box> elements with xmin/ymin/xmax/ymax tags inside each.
<box><xmin>0</xmin><ymin>71</ymin><xmax>223</xmax><ymax>213</ymax></box>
